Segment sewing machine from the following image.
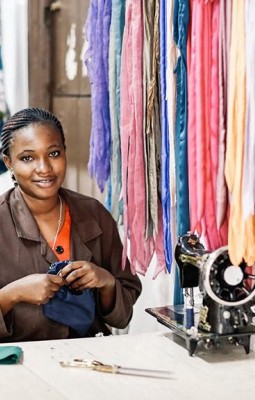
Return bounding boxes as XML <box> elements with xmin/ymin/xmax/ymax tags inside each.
<box><xmin>146</xmin><ymin>233</ymin><xmax>255</xmax><ymax>356</ymax></box>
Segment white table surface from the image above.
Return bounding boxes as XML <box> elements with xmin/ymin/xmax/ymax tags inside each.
<box><xmin>1</xmin><ymin>330</ymin><xmax>255</xmax><ymax>400</ymax></box>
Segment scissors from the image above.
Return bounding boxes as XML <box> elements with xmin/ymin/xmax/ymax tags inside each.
<box><xmin>60</xmin><ymin>359</ymin><xmax>172</xmax><ymax>379</ymax></box>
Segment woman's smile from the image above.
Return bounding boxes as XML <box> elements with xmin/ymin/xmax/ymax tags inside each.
<box><xmin>32</xmin><ymin>177</ymin><xmax>57</xmax><ymax>188</ymax></box>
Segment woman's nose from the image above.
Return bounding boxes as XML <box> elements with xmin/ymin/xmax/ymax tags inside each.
<box><xmin>35</xmin><ymin>158</ymin><xmax>53</xmax><ymax>173</ymax></box>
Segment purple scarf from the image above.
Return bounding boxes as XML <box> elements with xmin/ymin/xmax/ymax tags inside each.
<box><xmin>84</xmin><ymin>0</ymin><xmax>112</xmax><ymax>192</ymax></box>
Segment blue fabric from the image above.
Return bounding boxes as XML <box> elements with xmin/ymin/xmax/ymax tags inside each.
<box><xmin>105</xmin><ymin>177</ymin><xmax>112</xmax><ymax>212</ymax></box>
<box><xmin>173</xmin><ymin>0</ymin><xmax>190</xmax><ymax>305</ymax></box>
<box><xmin>160</xmin><ymin>0</ymin><xmax>172</xmax><ymax>273</ymax></box>
<box><xmin>43</xmin><ymin>288</ymin><xmax>95</xmax><ymax>337</ymax></box>
<box><xmin>43</xmin><ymin>261</ymin><xmax>95</xmax><ymax>336</ymax></box>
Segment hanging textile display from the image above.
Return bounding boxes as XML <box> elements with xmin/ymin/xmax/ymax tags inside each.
<box><xmin>187</xmin><ymin>0</ymin><xmax>228</xmax><ymax>251</ymax></box>
<box><xmin>107</xmin><ymin>0</ymin><xmax>126</xmax><ymax>223</ymax></box>
<box><xmin>172</xmin><ymin>0</ymin><xmax>190</xmax><ymax>304</ymax></box>
<box><xmin>173</xmin><ymin>0</ymin><xmax>190</xmax><ymax>238</ymax></box>
<box><xmin>143</xmin><ymin>0</ymin><xmax>160</xmax><ymax>241</ymax></box>
<box><xmin>224</xmin><ymin>0</ymin><xmax>246</xmax><ymax>265</ymax></box>
<box><xmin>120</xmin><ymin>0</ymin><xmax>165</xmax><ymax>277</ymax></box>
<box><xmin>84</xmin><ymin>0</ymin><xmax>112</xmax><ymax>193</ymax></box>
<box><xmin>165</xmin><ymin>0</ymin><xmax>178</xmax><ymax>276</ymax></box>
<box><xmin>160</xmin><ymin>0</ymin><xmax>172</xmax><ymax>273</ymax></box>
<box><xmin>216</xmin><ymin>0</ymin><xmax>231</xmax><ymax>244</ymax></box>
<box><xmin>242</xmin><ymin>0</ymin><xmax>255</xmax><ymax>221</ymax></box>
<box><xmin>143</xmin><ymin>0</ymin><xmax>166</xmax><ymax>277</ymax></box>
<box><xmin>84</xmin><ymin>0</ymin><xmax>255</xmax><ymax>303</ymax></box>
<box><xmin>120</xmin><ymin>0</ymin><xmax>152</xmax><ymax>274</ymax></box>
<box><xmin>225</xmin><ymin>0</ymin><xmax>253</xmax><ymax>266</ymax></box>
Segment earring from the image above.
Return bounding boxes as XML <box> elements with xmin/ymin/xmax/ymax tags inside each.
<box><xmin>9</xmin><ymin>168</ymin><xmax>17</xmax><ymax>186</ymax></box>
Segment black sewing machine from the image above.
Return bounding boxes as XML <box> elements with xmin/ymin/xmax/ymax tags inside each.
<box><xmin>146</xmin><ymin>233</ymin><xmax>255</xmax><ymax>356</ymax></box>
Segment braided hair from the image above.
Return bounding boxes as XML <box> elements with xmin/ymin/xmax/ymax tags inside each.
<box><xmin>0</xmin><ymin>107</ymin><xmax>66</xmax><ymax>158</ymax></box>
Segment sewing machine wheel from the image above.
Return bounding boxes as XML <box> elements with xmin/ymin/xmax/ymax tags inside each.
<box><xmin>201</xmin><ymin>246</ymin><xmax>255</xmax><ymax>306</ymax></box>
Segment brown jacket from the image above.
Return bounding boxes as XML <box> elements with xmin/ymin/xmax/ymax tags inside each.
<box><xmin>0</xmin><ymin>187</ymin><xmax>142</xmax><ymax>342</ymax></box>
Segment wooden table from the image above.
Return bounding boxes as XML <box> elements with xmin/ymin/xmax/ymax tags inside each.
<box><xmin>1</xmin><ymin>330</ymin><xmax>255</xmax><ymax>399</ymax></box>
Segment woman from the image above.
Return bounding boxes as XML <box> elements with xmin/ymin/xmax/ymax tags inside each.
<box><xmin>0</xmin><ymin>107</ymin><xmax>142</xmax><ymax>342</ymax></box>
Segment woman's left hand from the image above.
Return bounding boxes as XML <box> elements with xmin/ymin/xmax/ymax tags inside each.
<box><xmin>59</xmin><ymin>261</ymin><xmax>116</xmax><ymax>313</ymax></box>
<box><xmin>59</xmin><ymin>261</ymin><xmax>115</xmax><ymax>292</ymax></box>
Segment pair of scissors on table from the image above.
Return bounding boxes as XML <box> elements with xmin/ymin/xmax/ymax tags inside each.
<box><xmin>60</xmin><ymin>359</ymin><xmax>172</xmax><ymax>379</ymax></box>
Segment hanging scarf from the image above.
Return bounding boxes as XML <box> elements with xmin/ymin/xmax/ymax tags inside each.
<box><xmin>108</xmin><ymin>0</ymin><xmax>126</xmax><ymax>223</ymax></box>
<box><xmin>216</xmin><ymin>0</ymin><xmax>231</xmax><ymax>244</ymax></box>
<box><xmin>143</xmin><ymin>0</ymin><xmax>166</xmax><ymax>278</ymax></box>
<box><xmin>143</xmin><ymin>0</ymin><xmax>160</xmax><ymax>239</ymax></box>
<box><xmin>120</xmin><ymin>0</ymin><xmax>154</xmax><ymax>275</ymax></box>
<box><xmin>160</xmin><ymin>0</ymin><xmax>172</xmax><ymax>273</ymax></box>
<box><xmin>166</xmin><ymin>0</ymin><xmax>178</xmax><ymax>275</ymax></box>
<box><xmin>173</xmin><ymin>0</ymin><xmax>190</xmax><ymax>304</ymax></box>
<box><xmin>84</xmin><ymin>0</ymin><xmax>112</xmax><ymax>192</ymax></box>
<box><xmin>242</xmin><ymin>0</ymin><xmax>255</xmax><ymax>220</ymax></box>
<box><xmin>202</xmin><ymin>0</ymin><xmax>222</xmax><ymax>250</ymax></box>
<box><xmin>225</xmin><ymin>0</ymin><xmax>246</xmax><ymax>265</ymax></box>
<box><xmin>187</xmin><ymin>0</ymin><xmax>225</xmax><ymax>251</ymax></box>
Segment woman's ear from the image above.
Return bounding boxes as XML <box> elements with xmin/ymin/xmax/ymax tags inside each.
<box><xmin>2</xmin><ymin>155</ymin><xmax>12</xmax><ymax>171</ymax></box>
<box><xmin>3</xmin><ymin>155</ymin><xmax>17</xmax><ymax>185</ymax></box>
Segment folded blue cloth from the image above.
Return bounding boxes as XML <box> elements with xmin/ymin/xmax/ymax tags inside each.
<box><xmin>43</xmin><ymin>260</ymin><xmax>95</xmax><ymax>336</ymax></box>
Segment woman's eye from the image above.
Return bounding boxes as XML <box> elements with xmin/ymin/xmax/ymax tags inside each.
<box><xmin>50</xmin><ymin>150</ymin><xmax>60</xmax><ymax>157</ymax></box>
<box><xmin>21</xmin><ymin>156</ymin><xmax>33</xmax><ymax>162</ymax></box>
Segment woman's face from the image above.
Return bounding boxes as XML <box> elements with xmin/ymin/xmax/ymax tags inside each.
<box><xmin>4</xmin><ymin>123</ymin><xmax>67</xmax><ymax>200</ymax></box>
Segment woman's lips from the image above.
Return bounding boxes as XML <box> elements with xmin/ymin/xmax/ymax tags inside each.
<box><xmin>33</xmin><ymin>178</ymin><xmax>56</xmax><ymax>187</ymax></box>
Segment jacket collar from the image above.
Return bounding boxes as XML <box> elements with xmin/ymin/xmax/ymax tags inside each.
<box><xmin>10</xmin><ymin>187</ymin><xmax>41</xmax><ymax>242</ymax></box>
<box><xmin>9</xmin><ymin>187</ymin><xmax>102</xmax><ymax>263</ymax></box>
<box><xmin>59</xmin><ymin>188</ymin><xmax>102</xmax><ymax>262</ymax></box>
<box><xmin>59</xmin><ymin>187</ymin><xmax>102</xmax><ymax>242</ymax></box>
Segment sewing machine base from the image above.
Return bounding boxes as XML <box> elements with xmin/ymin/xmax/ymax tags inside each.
<box><xmin>145</xmin><ymin>304</ymin><xmax>255</xmax><ymax>356</ymax></box>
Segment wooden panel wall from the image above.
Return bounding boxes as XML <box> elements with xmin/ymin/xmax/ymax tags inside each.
<box><xmin>50</xmin><ymin>0</ymin><xmax>91</xmax><ymax>96</ymax></box>
<box><xmin>53</xmin><ymin>96</ymin><xmax>103</xmax><ymax>199</ymax></box>
<box><xmin>28</xmin><ymin>0</ymin><xmax>52</xmax><ymax>110</ymax></box>
<box><xmin>28</xmin><ymin>0</ymin><xmax>104</xmax><ymax>201</ymax></box>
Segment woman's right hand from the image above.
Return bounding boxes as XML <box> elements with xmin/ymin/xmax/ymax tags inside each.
<box><xmin>14</xmin><ymin>273</ymin><xmax>64</xmax><ymax>305</ymax></box>
<box><xmin>0</xmin><ymin>273</ymin><xmax>64</xmax><ymax>315</ymax></box>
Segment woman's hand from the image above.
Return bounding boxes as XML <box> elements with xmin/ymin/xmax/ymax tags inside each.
<box><xmin>0</xmin><ymin>273</ymin><xmax>64</xmax><ymax>315</ymax></box>
<box><xmin>60</xmin><ymin>261</ymin><xmax>116</xmax><ymax>313</ymax></box>
<box><xmin>14</xmin><ymin>273</ymin><xmax>64</xmax><ymax>304</ymax></box>
<box><xmin>60</xmin><ymin>261</ymin><xmax>114</xmax><ymax>291</ymax></box>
